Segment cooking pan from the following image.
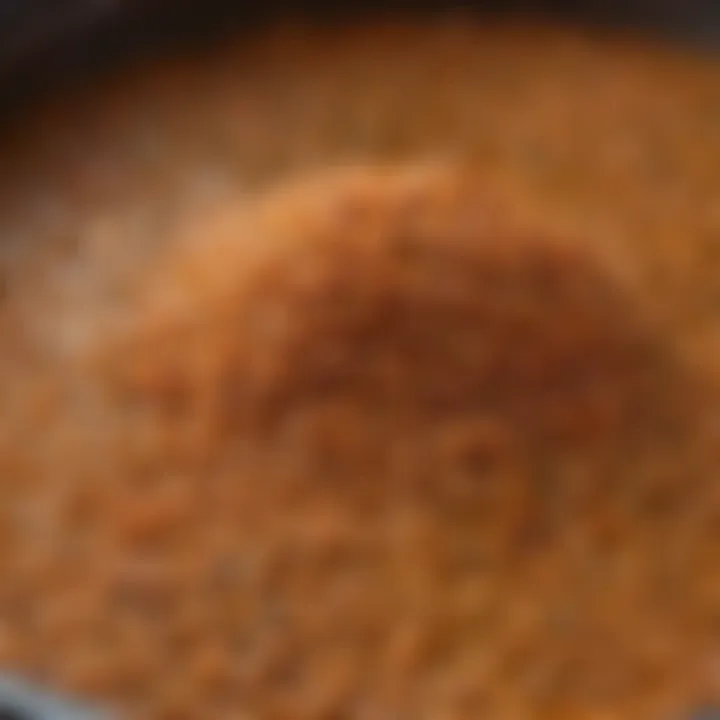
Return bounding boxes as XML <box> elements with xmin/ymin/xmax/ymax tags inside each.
<box><xmin>0</xmin><ymin>1</ymin><xmax>717</xmax><ymax>718</ymax></box>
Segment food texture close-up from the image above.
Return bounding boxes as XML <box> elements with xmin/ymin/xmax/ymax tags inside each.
<box><xmin>0</xmin><ymin>2</ymin><xmax>718</xmax><ymax>719</ymax></box>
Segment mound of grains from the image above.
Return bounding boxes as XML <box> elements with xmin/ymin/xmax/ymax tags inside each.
<box><xmin>0</xmin><ymin>19</ymin><xmax>718</xmax><ymax>720</ymax></box>
<box><xmin>106</xmin><ymin>165</ymin><xmax>681</xmax><ymax>458</ymax></box>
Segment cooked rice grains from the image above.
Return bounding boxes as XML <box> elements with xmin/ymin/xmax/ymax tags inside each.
<box><xmin>3</xmin><ymin>164</ymin><xmax>715</xmax><ymax>718</ymax></box>
<box><xmin>0</xmin><ymin>22</ymin><xmax>718</xmax><ymax>720</ymax></box>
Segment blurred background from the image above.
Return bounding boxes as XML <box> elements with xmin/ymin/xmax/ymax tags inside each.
<box><xmin>1</xmin><ymin>0</ymin><xmax>720</xmax><ymax>106</ymax></box>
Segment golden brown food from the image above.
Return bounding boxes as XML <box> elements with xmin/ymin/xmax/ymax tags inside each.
<box><xmin>0</xmin><ymin>19</ymin><xmax>718</xmax><ymax>720</ymax></box>
<box><xmin>106</xmin><ymin>164</ymin><xmax>681</xmax><ymax>456</ymax></box>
